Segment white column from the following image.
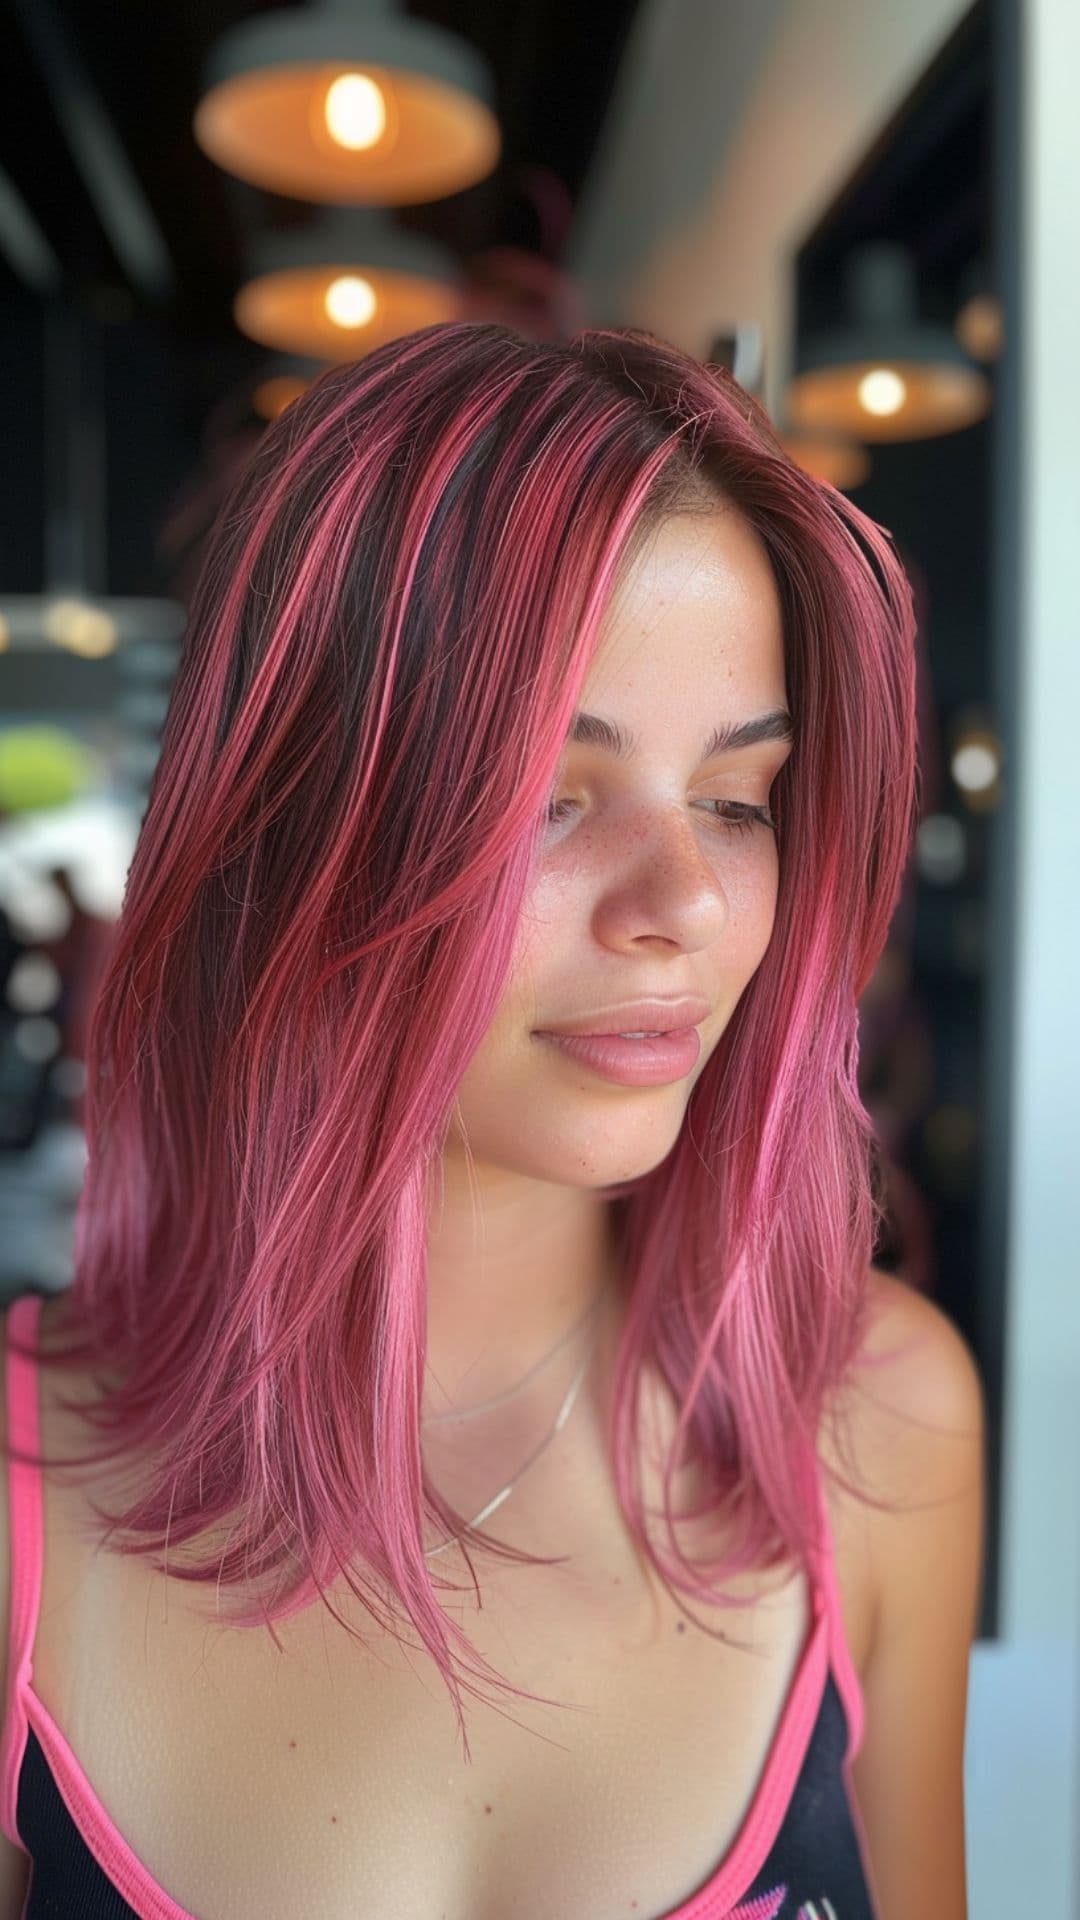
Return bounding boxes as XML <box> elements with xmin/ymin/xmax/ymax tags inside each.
<box><xmin>968</xmin><ymin>0</ymin><xmax>1080</xmax><ymax>1912</ymax></box>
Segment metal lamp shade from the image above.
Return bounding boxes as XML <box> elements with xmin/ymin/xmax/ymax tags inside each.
<box><xmin>194</xmin><ymin>0</ymin><xmax>500</xmax><ymax>205</ymax></box>
<box><xmin>787</xmin><ymin>242</ymin><xmax>991</xmax><ymax>442</ymax></box>
<box><xmin>234</xmin><ymin>209</ymin><xmax>464</xmax><ymax>361</ymax></box>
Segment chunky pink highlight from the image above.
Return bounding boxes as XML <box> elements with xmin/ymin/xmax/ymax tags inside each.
<box><xmin>5</xmin><ymin>323</ymin><xmax>920</xmax><ymax>1762</ymax></box>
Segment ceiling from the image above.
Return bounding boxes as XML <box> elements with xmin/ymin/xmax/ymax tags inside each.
<box><xmin>1</xmin><ymin>0</ymin><xmax>644</xmax><ymax>328</ymax></box>
<box><xmin>0</xmin><ymin>0</ymin><xmax>646</xmax><ymax>618</ymax></box>
<box><xmin>0</xmin><ymin>0</ymin><xmax>996</xmax><ymax>687</ymax></box>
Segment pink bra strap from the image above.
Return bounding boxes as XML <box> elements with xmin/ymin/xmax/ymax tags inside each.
<box><xmin>811</xmin><ymin>1443</ymin><xmax>867</xmax><ymax>1761</ymax></box>
<box><xmin>1</xmin><ymin>1290</ymin><xmax>45</xmax><ymax>1847</ymax></box>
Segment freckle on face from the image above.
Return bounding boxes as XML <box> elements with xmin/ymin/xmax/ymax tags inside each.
<box><xmin>447</xmin><ymin>509</ymin><xmax>788</xmax><ymax>1187</ymax></box>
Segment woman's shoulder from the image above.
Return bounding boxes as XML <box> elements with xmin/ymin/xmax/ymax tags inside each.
<box><xmin>828</xmin><ymin>1263</ymin><xmax>985</xmax><ymax>1555</ymax></box>
<box><xmin>847</xmin><ymin>1264</ymin><xmax>984</xmax><ymax>1467</ymax></box>
<box><xmin>838</xmin><ymin>1267</ymin><xmax>986</xmax><ymax>1913</ymax></box>
<box><xmin>816</xmin><ymin>1265</ymin><xmax>985</xmax><ymax>1665</ymax></box>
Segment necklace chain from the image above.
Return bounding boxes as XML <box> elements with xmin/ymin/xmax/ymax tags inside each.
<box><xmin>420</xmin><ymin>1278</ymin><xmax>612</xmax><ymax>1428</ymax></box>
<box><xmin>421</xmin><ymin>1280</ymin><xmax>612</xmax><ymax>1561</ymax></box>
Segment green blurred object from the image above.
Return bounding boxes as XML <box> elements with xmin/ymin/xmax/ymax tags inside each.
<box><xmin>0</xmin><ymin>727</ymin><xmax>96</xmax><ymax>814</ymax></box>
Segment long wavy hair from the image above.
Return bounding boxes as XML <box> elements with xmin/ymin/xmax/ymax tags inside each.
<box><xmin>8</xmin><ymin>322</ymin><xmax>920</xmax><ymax>1761</ymax></box>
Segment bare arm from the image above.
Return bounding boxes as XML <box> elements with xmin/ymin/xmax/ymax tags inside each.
<box><xmin>847</xmin><ymin>1270</ymin><xmax>987</xmax><ymax>1920</ymax></box>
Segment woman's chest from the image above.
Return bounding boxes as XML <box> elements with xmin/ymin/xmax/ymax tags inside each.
<box><xmin>32</xmin><ymin>1331</ymin><xmax>876</xmax><ymax>1920</ymax></box>
<box><xmin>32</xmin><ymin>1469</ymin><xmax>872</xmax><ymax>1920</ymax></box>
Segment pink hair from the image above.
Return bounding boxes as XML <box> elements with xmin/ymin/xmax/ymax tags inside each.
<box><xmin>8</xmin><ymin>323</ymin><xmax>920</xmax><ymax>1762</ymax></box>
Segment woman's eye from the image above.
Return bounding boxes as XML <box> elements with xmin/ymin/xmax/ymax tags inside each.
<box><xmin>546</xmin><ymin>798</ymin><xmax>578</xmax><ymax>825</ymax></box>
<box><xmin>545</xmin><ymin>798</ymin><xmax>776</xmax><ymax>836</ymax></box>
<box><xmin>699</xmin><ymin>798</ymin><xmax>778</xmax><ymax>836</ymax></box>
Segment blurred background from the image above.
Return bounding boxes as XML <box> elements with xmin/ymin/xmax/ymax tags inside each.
<box><xmin>0</xmin><ymin>0</ymin><xmax>1075</xmax><ymax>1908</ymax></box>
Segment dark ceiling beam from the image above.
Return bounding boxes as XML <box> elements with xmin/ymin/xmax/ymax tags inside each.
<box><xmin>0</xmin><ymin>163</ymin><xmax>62</xmax><ymax>293</ymax></box>
<box><xmin>9</xmin><ymin>0</ymin><xmax>175</xmax><ymax>301</ymax></box>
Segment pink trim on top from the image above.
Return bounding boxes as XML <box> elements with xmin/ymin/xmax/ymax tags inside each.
<box><xmin>1</xmin><ymin>1289</ymin><xmax>45</xmax><ymax>1856</ymax></box>
<box><xmin>808</xmin><ymin>1449</ymin><xmax>880</xmax><ymax>1913</ymax></box>
<box><xmin>812</xmin><ymin>1459</ymin><xmax>867</xmax><ymax>1763</ymax></box>
<box><xmin>661</xmin><ymin>1585</ymin><xmax>829</xmax><ymax>1919</ymax></box>
<box><xmin>0</xmin><ymin>1288</ymin><xmax>869</xmax><ymax>1920</ymax></box>
<box><xmin>1</xmin><ymin>1290</ymin><xmax>200</xmax><ymax>1917</ymax></box>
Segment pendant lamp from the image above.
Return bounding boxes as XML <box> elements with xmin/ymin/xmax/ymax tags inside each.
<box><xmin>251</xmin><ymin>355</ymin><xmax>329</xmax><ymax>421</ymax></box>
<box><xmin>233</xmin><ymin>207</ymin><xmax>463</xmax><ymax>361</ymax></box>
<box><xmin>194</xmin><ymin>0</ymin><xmax>500</xmax><ymax>205</ymax></box>
<box><xmin>777</xmin><ymin>429</ymin><xmax>871</xmax><ymax>491</ymax></box>
<box><xmin>954</xmin><ymin>254</ymin><xmax>1004</xmax><ymax>363</ymax></box>
<box><xmin>786</xmin><ymin>242</ymin><xmax>991</xmax><ymax>442</ymax></box>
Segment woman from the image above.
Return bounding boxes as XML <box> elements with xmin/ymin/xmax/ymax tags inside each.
<box><xmin>0</xmin><ymin>323</ymin><xmax>984</xmax><ymax>1920</ymax></box>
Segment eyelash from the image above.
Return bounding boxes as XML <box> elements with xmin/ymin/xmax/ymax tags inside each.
<box><xmin>545</xmin><ymin>798</ymin><xmax>777</xmax><ymax>837</ymax></box>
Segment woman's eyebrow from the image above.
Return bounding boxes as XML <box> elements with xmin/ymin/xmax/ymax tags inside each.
<box><xmin>566</xmin><ymin>707</ymin><xmax>795</xmax><ymax>762</ymax></box>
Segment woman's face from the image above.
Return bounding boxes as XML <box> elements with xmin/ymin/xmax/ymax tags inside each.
<box><xmin>448</xmin><ymin>505</ymin><xmax>793</xmax><ymax>1189</ymax></box>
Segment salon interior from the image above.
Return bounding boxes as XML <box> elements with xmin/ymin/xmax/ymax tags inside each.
<box><xmin>0</xmin><ymin>0</ymin><xmax>1075</xmax><ymax>1910</ymax></box>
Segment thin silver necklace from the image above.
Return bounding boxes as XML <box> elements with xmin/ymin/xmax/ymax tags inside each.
<box><xmin>420</xmin><ymin>1279</ymin><xmax>612</xmax><ymax>1427</ymax></box>
<box><xmin>421</xmin><ymin>1281</ymin><xmax>612</xmax><ymax>1561</ymax></box>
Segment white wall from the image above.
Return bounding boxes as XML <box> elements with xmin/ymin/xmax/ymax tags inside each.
<box><xmin>980</xmin><ymin>0</ymin><xmax>1080</xmax><ymax>1907</ymax></box>
<box><xmin>571</xmin><ymin>1</ymin><xmax>1080</xmax><ymax>1910</ymax></box>
<box><xmin>569</xmin><ymin>0</ymin><xmax>974</xmax><ymax>414</ymax></box>
<box><xmin>960</xmin><ymin>3</ymin><xmax>1080</xmax><ymax>1899</ymax></box>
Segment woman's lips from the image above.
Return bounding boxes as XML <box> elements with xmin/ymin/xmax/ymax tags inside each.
<box><xmin>533</xmin><ymin>1027</ymin><xmax>702</xmax><ymax>1085</ymax></box>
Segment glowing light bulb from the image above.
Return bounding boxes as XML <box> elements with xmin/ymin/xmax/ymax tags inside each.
<box><xmin>324</xmin><ymin>73</ymin><xmax>386</xmax><ymax>152</ymax></box>
<box><xmin>951</xmin><ymin>738</ymin><xmax>1000</xmax><ymax>793</ymax></box>
<box><xmin>324</xmin><ymin>275</ymin><xmax>377</xmax><ymax>329</ymax></box>
<box><xmin>857</xmin><ymin>368</ymin><xmax>907</xmax><ymax>416</ymax></box>
<box><xmin>43</xmin><ymin>596</ymin><xmax>117</xmax><ymax>657</ymax></box>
